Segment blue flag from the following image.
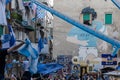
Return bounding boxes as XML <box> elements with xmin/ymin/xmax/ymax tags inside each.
<box><xmin>6</xmin><ymin>0</ymin><xmax>12</xmax><ymax>5</ymax></box>
<box><xmin>2</xmin><ymin>25</ymin><xmax>16</xmax><ymax>48</ymax></box>
<box><xmin>1</xmin><ymin>34</ymin><xmax>11</xmax><ymax>48</ymax></box>
<box><xmin>8</xmin><ymin>25</ymin><xmax>16</xmax><ymax>47</ymax></box>
<box><xmin>18</xmin><ymin>44</ymin><xmax>30</xmax><ymax>57</ymax></box>
<box><xmin>18</xmin><ymin>39</ymin><xmax>39</xmax><ymax>59</ymax></box>
<box><xmin>37</xmin><ymin>63</ymin><xmax>64</xmax><ymax>75</ymax></box>
<box><xmin>18</xmin><ymin>39</ymin><xmax>39</xmax><ymax>73</ymax></box>
<box><xmin>29</xmin><ymin>57</ymin><xmax>38</xmax><ymax>74</ymax></box>
<box><xmin>38</xmin><ymin>37</ymin><xmax>44</xmax><ymax>52</ymax></box>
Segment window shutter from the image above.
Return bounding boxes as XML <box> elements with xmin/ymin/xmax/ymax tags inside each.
<box><xmin>0</xmin><ymin>25</ymin><xmax>3</xmax><ymax>37</ymax></box>
<box><xmin>83</xmin><ymin>14</ymin><xmax>90</xmax><ymax>21</ymax></box>
<box><xmin>105</xmin><ymin>14</ymin><xmax>112</xmax><ymax>24</ymax></box>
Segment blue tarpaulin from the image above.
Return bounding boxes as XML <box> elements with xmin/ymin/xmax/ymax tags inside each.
<box><xmin>111</xmin><ymin>0</ymin><xmax>120</xmax><ymax>9</ymax></box>
<box><xmin>37</xmin><ymin>63</ymin><xmax>64</xmax><ymax>75</ymax></box>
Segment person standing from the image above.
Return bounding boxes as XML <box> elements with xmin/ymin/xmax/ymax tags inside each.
<box><xmin>21</xmin><ymin>59</ymin><xmax>29</xmax><ymax>72</ymax></box>
<box><xmin>116</xmin><ymin>62</ymin><xmax>120</xmax><ymax>70</ymax></box>
<box><xmin>0</xmin><ymin>40</ymin><xmax>24</xmax><ymax>80</ymax></box>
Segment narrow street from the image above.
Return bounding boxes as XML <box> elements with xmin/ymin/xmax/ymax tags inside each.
<box><xmin>0</xmin><ymin>0</ymin><xmax>120</xmax><ymax>80</ymax></box>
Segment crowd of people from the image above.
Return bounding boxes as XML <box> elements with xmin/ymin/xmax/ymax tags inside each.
<box><xmin>2</xmin><ymin>71</ymin><xmax>116</xmax><ymax>80</ymax></box>
<box><xmin>0</xmin><ymin>39</ymin><xmax>118</xmax><ymax>80</ymax></box>
<box><xmin>0</xmin><ymin>40</ymin><xmax>24</xmax><ymax>80</ymax></box>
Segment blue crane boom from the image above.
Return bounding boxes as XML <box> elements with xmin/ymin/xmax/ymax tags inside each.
<box><xmin>32</xmin><ymin>1</ymin><xmax>120</xmax><ymax>55</ymax></box>
<box><xmin>111</xmin><ymin>0</ymin><xmax>120</xmax><ymax>9</ymax></box>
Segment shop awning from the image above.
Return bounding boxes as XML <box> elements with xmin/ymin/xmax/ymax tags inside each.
<box><xmin>100</xmin><ymin>67</ymin><xmax>115</xmax><ymax>73</ymax></box>
<box><xmin>24</xmin><ymin>25</ymin><xmax>35</xmax><ymax>31</ymax></box>
<box><xmin>104</xmin><ymin>71</ymin><xmax>120</xmax><ymax>76</ymax></box>
<box><xmin>111</xmin><ymin>0</ymin><xmax>120</xmax><ymax>9</ymax></box>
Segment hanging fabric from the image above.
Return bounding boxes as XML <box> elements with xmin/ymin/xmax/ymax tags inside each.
<box><xmin>11</xmin><ymin>0</ymin><xmax>16</xmax><ymax>9</ymax></box>
<box><xmin>18</xmin><ymin>0</ymin><xmax>25</xmax><ymax>10</ymax></box>
<box><xmin>0</xmin><ymin>0</ymin><xmax>7</xmax><ymax>25</ymax></box>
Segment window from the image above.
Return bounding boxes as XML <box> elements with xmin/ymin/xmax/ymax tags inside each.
<box><xmin>0</xmin><ymin>25</ymin><xmax>3</xmax><ymax>37</ymax></box>
<box><xmin>83</xmin><ymin>14</ymin><xmax>91</xmax><ymax>25</ymax></box>
<box><xmin>15</xmin><ymin>30</ymin><xmax>26</xmax><ymax>40</ymax></box>
<box><xmin>89</xmin><ymin>66</ymin><xmax>92</xmax><ymax>71</ymax></box>
<box><xmin>83</xmin><ymin>14</ymin><xmax>90</xmax><ymax>21</ymax></box>
<box><xmin>105</xmin><ymin>14</ymin><xmax>112</xmax><ymax>24</ymax></box>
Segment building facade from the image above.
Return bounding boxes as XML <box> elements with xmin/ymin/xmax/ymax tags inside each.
<box><xmin>53</xmin><ymin>0</ymin><xmax>120</xmax><ymax>59</ymax></box>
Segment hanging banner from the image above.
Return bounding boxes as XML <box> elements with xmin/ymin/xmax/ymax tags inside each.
<box><xmin>101</xmin><ymin>54</ymin><xmax>117</xmax><ymax>65</ymax></box>
<box><xmin>57</xmin><ymin>55</ymin><xmax>72</xmax><ymax>64</ymax></box>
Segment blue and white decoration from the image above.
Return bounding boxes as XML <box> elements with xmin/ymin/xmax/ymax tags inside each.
<box><xmin>101</xmin><ymin>54</ymin><xmax>117</xmax><ymax>65</ymax></box>
<box><xmin>18</xmin><ymin>38</ymin><xmax>39</xmax><ymax>73</ymax></box>
<box><xmin>36</xmin><ymin>6</ymin><xmax>46</xmax><ymax>19</ymax></box>
<box><xmin>1</xmin><ymin>34</ymin><xmax>11</xmax><ymax>48</ymax></box>
<box><xmin>1</xmin><ymin>25</ymin><xmax>16</xmax><ymax>48</ymax></box>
